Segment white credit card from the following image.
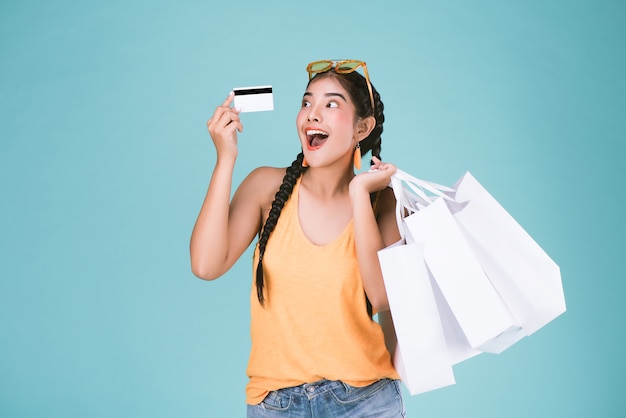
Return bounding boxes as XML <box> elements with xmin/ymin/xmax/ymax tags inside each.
<box><xmin>233</xmin><ymin>85</ymin><xmax>274</xmax><ymax>112</ymax></box>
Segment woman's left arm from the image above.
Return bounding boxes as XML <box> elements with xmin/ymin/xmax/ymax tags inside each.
<box><xmin>349</xmin><ymin>158</ymin><xmax>400</xmax><ymax>312</ymax></box>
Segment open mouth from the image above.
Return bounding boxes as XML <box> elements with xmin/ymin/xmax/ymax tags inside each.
<box><xmin>306</xmin><ymin>129</ymin><xmax>329</xmax><ymax>149</ymax></box>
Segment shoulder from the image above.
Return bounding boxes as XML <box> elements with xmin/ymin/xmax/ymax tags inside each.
<box><xmin>238</xmin><ymin>166</ymin><xmax>288</xmax><ymax>205</ymax></box>
<box><xmin>243</xmin><ymin>166</ymin><xmax>286</xmax><ymax>191</ymax></box>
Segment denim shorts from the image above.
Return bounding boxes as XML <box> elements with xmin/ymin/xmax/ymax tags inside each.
<box><xmin>247</xmin><ymin>378</ymin><xmax>405</xmax><ymax>417</ymax></box>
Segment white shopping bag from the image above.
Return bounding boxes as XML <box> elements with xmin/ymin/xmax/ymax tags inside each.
<box><xmin>378</xmin><ymin>243</ymin><xmax>456</xmax><ymax>395</ymax></box>
<box><xmin>377</xmin><ymin>175</ymin><xmax>456</xmax><ymax>395</ymax></box>
<box><xmin>391</xmin><ymin>169</ymin><xmax>566</xmax><ymax>355</ymax></box>
<box><xmin>404</xmin><ymin>197</ymin><xmax>520</xmax><ymax>352</ymax></box>
<box><xmin>449</xmin><ymin>172</ymin><xmax>566</xmax><ymax>341</ymax></box>
<box><xmin>386</xmin><ymin>171</ymin><xmax>482</xmax><ymax>363</ymax></box>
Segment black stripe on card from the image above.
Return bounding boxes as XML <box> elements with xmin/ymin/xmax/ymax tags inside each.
<box><xmin>233</xmin><ymin>87</ymin><xmax>272</xmax><ymax>96</ymax></box>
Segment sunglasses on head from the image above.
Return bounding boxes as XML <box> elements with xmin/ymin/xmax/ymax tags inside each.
<box><xmin>306</xmin><ymin>59</ymin><xmax>375</xmax><ymax>111</ymax></box>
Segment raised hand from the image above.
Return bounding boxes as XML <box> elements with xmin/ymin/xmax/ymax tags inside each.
<box><xmin>206</xmin><ymin>92</ymin><xmax>243</xmax><ymax>160</ymax></box>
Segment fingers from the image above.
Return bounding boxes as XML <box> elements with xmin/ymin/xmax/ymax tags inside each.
<box><xmin>215</xmin><ymin>106</ymin><xmax>241</xmax><ymax>127</ymax></box>
<box><xmin>207</xmin><ymin>92</ymin><xmax>243</xmax><ymax>133</ymax></box>
<box><xmin>369</xmin><ymin>156</ymin><xmax>396</xmax><ymax>175</ymax></box>
<box><xmin>207</xmin><ymin>112</ymin><xmax>242</xmax><ymax>137</ymax></box>
<box><xmin>350</xmin><ymin>157</ymin><xmax>397</xmax><ymax>194</ymax></box>
<box><xmin>222</xmin><ymin>91</ymin><xmax>235</xmax><ymax>107</ymax></box>
<box><xmin>370</xmin><ymin>156</ymin><xmax>385</xmax><ymax>169</ymax></box>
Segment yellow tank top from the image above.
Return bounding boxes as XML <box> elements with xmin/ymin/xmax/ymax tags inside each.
<box><xmin>246</xmin><ymin>177</ymin><xmax>399</xmax><ymax>405</ymax></box>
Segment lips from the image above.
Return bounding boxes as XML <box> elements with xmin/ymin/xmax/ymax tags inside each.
<box><xmin>306</xmin><ymin>128</ymin><xmax>329</xmax><ymax>150</ymax></box>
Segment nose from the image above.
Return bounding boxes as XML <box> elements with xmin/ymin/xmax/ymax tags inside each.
<box><xmin>307</xmin><ymin>104</ymin><xmax>321</xmax><ymax>122</ymax></box>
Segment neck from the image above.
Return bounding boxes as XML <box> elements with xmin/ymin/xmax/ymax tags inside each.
<box><xmin>300</xmin><ymin>164</ymin><xmax>355</xmax><ymax>198</ymax></box>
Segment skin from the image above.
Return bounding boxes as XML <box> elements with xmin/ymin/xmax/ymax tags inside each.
<box><xmin>190</xmin><ymin>77</ymin><xmax>400</xmax><ymax>311</ymax></box>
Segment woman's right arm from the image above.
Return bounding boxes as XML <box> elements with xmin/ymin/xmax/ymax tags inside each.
<box><xmin>189</xmin><ymin>93</ymin><xmax>273</xmax><ymax>280</ymax></box>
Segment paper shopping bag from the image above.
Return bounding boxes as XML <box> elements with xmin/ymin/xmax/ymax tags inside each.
<box><xmin>378</xmin><ymin>242</ymin><xmax>456</xmax><ymax>395</ymax></box>
<box><xmin>392</xmin><ymin>168</ymin><xmax>566</xmax><ymax>354</ymax></box>
<box><xmin>387</xmin><ymin>170</ymin><xmax>482</xmax><ymax>362</ymax></box>
<box><xmin>428</xmin><ymin>272</ymin><xmax>482</xmax><ymax>364</ymax></box>
<box><xmin>449</xmin><ymin>172</ymin><xmax>566</xmax><ymax>341</ymax></box>
<box><xmin>404</xmin><ymin>197</ymin><xmax>520</xmax><ymax>352</ymax></box>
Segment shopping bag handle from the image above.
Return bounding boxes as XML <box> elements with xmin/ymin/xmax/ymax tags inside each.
<box><xmin>393</xmin><ymin>169</ymin><xmax>455</xmax><ymax>203</ymax></box>
<box><xmin>388</xmin><ymin>169</ymin><xmax>457</xmax><ymax>242</ymax></box>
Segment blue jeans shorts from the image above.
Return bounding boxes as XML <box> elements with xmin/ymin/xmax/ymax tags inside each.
<box><xmin>247</xmin><ymin>378</ymin><xmax>405</xmax><ymax>417</ymax></box>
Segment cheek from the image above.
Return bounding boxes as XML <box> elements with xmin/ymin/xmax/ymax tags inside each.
<box><xmin>295</xmin><ymin>111</ymin><xmax>308</xmax><ymax>142</ymax></box>
<box><xmin>296</xmin><ymin>109</ymin><xmax>307</xmax><ymax>125</ymax></box>
<box><xmin>333</xmin><ymin>111</ymin><xmax>357</xmax><ymax>132</ymax></box>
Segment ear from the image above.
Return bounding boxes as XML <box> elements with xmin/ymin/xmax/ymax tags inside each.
<box><xmin>356</xmin><ymin>116</ymin><xmax>376</xmax><ymax>141</ymax></box>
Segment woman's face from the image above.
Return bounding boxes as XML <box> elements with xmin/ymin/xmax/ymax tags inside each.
<box><xmin>296</xmin><ymin>76</ymin><xmax>360</xmax><ymax>169</ymax></box>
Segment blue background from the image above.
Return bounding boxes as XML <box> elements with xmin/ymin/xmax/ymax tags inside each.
<box><xmin>1</xmin><ymin>1</ymin><xmax>624</xmax><ymax>416</ymax></box>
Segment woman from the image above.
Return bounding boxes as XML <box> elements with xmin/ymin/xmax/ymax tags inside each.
<box><xmin>190</xmin><ymin>60</ymin><xmax>405</xmax><ymax>417</ymax></box>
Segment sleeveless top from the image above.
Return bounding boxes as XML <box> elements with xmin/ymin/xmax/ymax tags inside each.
<box><xmin>246</xmin><ymin>177</ymin><xmax>399</xmax><ymax>405</ymax></box>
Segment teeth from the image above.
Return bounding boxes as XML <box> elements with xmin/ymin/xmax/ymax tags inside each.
<box><xmin>306</xmin><ymin>129</ymin><xmax>328</xmax><ymax>136</ymax></box>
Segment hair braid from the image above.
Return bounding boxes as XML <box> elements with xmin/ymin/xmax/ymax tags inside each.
<box><xmin>255</xmin><ymin>152</ymin><xmax>306</xmax><ymax>305</ymax></box>
<box><xmin>367</xmin><ymin>89</ymin><xmax>385</xmax><ymax>163</ymax></box>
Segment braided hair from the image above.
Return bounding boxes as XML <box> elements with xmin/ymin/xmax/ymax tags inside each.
<box><xmin>255</xmin><ymin>68</ymin><xmax>385</xmax><ymax>306</ymax></box>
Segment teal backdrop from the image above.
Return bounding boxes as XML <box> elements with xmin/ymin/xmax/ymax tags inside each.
<box><xmin>1</xmin><ymin>1</ymin><xmax>624</xmax><ymax>416</ymax></box>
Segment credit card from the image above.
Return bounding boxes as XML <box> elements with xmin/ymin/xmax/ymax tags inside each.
<box><xmin>233</xmin><ymin>85</ymin><xmax>274</xmax><ymax>112</ymax></box>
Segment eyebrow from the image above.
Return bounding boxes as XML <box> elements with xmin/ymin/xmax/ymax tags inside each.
<box><xmin>303</xmin><ymin>92</ymin><xmax>348</xmax><ymax>102</ymax></box>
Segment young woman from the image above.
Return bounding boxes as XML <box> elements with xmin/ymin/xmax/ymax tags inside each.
<box><xmin>190</xmin><ymin>60</ymin><xmax>405</xmax><ymax>417</ymax></box>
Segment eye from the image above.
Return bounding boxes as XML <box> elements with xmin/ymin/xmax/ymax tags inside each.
<box><xmin>327</xmin><ymin>101</ymin><xmax>339</xmax><ymax>108</ymax></box>
<box><xmin>301</xmin><ymin>100</ymin><xmax>311</xmax><ymax>108</ymax></box>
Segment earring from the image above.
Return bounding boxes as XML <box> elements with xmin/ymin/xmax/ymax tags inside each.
<box><xmin>302</xmin><ymin>157</ymin><xmax>308</xmax><ymax>167</ymax></box>
<box><xmin>353</xmin><ymin>143</ymin><xmax>362</xmax><ymax>171</ymax></box>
